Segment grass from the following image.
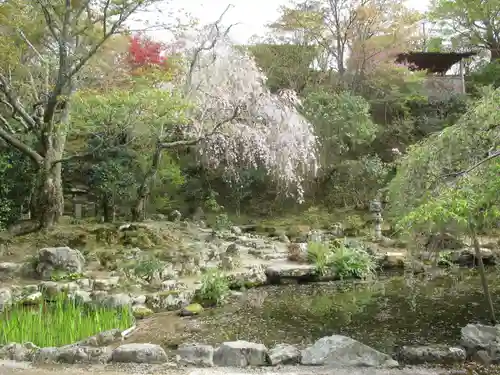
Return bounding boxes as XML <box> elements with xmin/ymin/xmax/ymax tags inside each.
<box><xmin>0</xmin><ymin>294</ymin><xmax>133</xmax><ymax>347</ymax></box>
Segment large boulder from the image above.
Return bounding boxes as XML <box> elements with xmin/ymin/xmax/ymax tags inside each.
<box><xmin>268</xmin><ymin>344</ymin><xmax>301</xmax><ymax>365</ymax></box>
<box><xmin>461</xmin><ymin>324</ymin><xmax>500</xmax><ymax>351</ymax></box>
<box><xmin>35</xmin><ymin>247</ymin><xmax>85</xmax><ymax>280</ymax></box>
<box><xmin>300</xmin><ymin>335</ymin><xmax>398</xmax><ymax>367</ymax></box>
<box><xmin>110</xmin><ymin>343</ymin><xmax>167</xmax><ymax>364</ymax></box>
<box><xmin>213</xmin><ymin>341</ymin><xmax>268</xmax><ymax>366</ymax></box>
<box><xmin>176</xmin><ymin>343</ymin><xmax>214</xmax><ymax>367</ymax></box>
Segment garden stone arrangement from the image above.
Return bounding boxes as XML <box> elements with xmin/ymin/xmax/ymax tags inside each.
<box><xmin>0</xmin><ymin>220</ymin><xmax>499</xmax><ymax>371</ymax></box>
<box><xmin>0</xmin><ymin>323</ymin><xmax>498</xmax><ymax>368</ymax></box>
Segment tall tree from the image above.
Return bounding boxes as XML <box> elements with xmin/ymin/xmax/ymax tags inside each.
<box><xmin>429</xmin><ymin>0</ymin><xmax>500</xmax><ymax>60</ymax></box>
<box><xmin>269</xmin><ymin>0</ymin><xmax>421</xmax><ymax>78</ymax></box>
<box><xmin>0</xmin><ymin>0</ymin><xmax>159</xmax><ymax>229</ymax></box>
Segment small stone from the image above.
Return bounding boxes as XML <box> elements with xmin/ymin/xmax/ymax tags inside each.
<box><xmin>396</xmin><ymin>345</ymin><xmax>466</xmax><ymax>365</ymax></box>
<box><xmin>111</xmin><ymin>343</ymin><xmax>168</xmax><ymax>364</ymax></box>
<box><xmin>20</xmin><ymin>292</ymin><xmax>43</xmax><ymax>305</ymax></box>
<box><xmin>84</xmin><ymin>329</ymin><xmax>123</xmax><ymax>347</ymax></box>
<box><xmin>179</xmin><ymin>303</ymin><xmax>204</xmax><ymax>316</ymax></box>
<box><xmin>32</xmin><ymin>347</ymin><xmax>60</xmax><ymax>364</ymax></box>
<box><xmin>132</xmin><ymin>305</ymin><xmax>154</xmax><ymax>319</ymax></box>
<box><xmin>268</xmin><ymin>343</ymin><xmax>301</xmax><ymax>365</ymax></box>
<box><xmin>101</xmin><ymin>293</ymin><xmax>131</xmax><ymax>308</ymax></box>
<box><xmin>93</xmin><ymin>277</ymin><xmax>119</xmax><ymax>291</ymax></box>
<box><xmin>0</xmin><ymin>287</ymin><xmax>12</xmax><ymax>312</ymax></box>
<box><xmin>213</xmin><ymin>340</ymin><xmax>268</xmax><ymax>366</ymax></box>
<box><xmin>225</xmin><ymin>243</ymin><xmax>240</xmax><ymax>256</ymax></box>
<box><xmin>68</xmin><ymin>290</ymin><xmax>91</xmax><ymax>304</ymax></box>
<box><xmin>176</xmin><ymin>344</ymin><xmax>214</xmax><ymax>367</ymax></box>
<box><xmin>0</xmin><ymin>262</ymin><xmax>21</xmax><ymax>280</ymax></box>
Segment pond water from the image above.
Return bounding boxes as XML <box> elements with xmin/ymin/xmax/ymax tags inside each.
<box><xmin>184</xmin><ymin>268</ymin><xmax>500</xmax><ymax>354</ymax></box>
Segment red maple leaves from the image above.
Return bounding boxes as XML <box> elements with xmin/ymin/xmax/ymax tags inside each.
<box><xmin>128</xmin><ymin>34</ymin><xmax>167</xmax><ymax>69</ymax></box>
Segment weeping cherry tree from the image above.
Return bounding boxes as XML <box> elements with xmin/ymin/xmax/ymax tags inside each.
<box><xmin>132</xmin><ymin>5</ymin><xmax>318</xmax><ymax>220</ymax></box>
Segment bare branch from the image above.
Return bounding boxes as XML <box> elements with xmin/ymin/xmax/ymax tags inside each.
<box><xmin>0</xmin><ymin>115</ymin><xmax>43</xmax><ymax>164</ymax></box>
<box><xmin>159</xmin><ymin>106</ymin><xmax>240</xmax><ymax>149</ymax></box>
<box><xmin>0</xmin><ymin>73</ymin><xmax>37</xmax><ymax>130</ymax></box>
<box><xmin>184</xmin><ymin>4</ymin><xmax>238</xmax><ymax>92</ymax></box>
<box><xmin>442</xmin><ymin>150</ymin><xmax>500</xmax><ymax>178</ymax></box>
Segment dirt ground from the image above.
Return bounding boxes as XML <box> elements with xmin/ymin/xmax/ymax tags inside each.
<box><xmin>0</xmin><ymin>361</ymin><xmax>450</xmax><ymax>375</ymax></box>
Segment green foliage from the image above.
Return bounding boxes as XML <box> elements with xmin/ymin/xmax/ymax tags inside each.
<box><xmin>246</xmin><ymin>43</ymin><xmax>319</xmax><ymax>93</ymax></box>
<box><xmin>50</xmin><ymin>272</ymin><xmax>85</xmax><ymax>282</ymax></box>
<box><xmin>469</xmin><ymin>61</ymin><xmax>500</xmax><ymax>93</ymax></box>
<box><xmin>214</xmin><ymin>213</ymin><xmax>232</xmax><ymax>231</ymax></box>
<box><xmin>387</xmin><ymin>86</ymin><xmax>500</xmax><ymax>221</ymax></box>
<box><xmin>429</xmin><ymin>0</ymin><xmax>500</xmax><ymax>52</ymax></box>
<box><xmin>301</xmin><ymin>90</ymin><xmax>379</xmax><ymax>160</ymax></box>
<box><xmin>0</xmin><ymin>294</ymin><xmax>133</xmax><ymax>347</ymax></box>
<box><xmin>67</xmin><ymin>87</ymin><xmax>190</xmax><ymax>217</ymax></box>
<box><xmin>197</xmin><ymin>269</ymin><xmax>230</xmax><ymax>306</ymax></box>
<box><xmin>125</xmin><ymin>257</ymin><xmax>164</xmax><ymax>283</ymax></box>
<box><xmin>307</xmin><ymin>239</ymin><xmax>376</xmax><ymax>279</ymax></box>
<box><xmin>322</xmin><ymin>155</ymin><xmax>390</xmax><ymax>208</ymax></box>
<box><xmin>0</xmin><ymin>149</ymin><xmax>35</xmax><ymax>228</ymax></box>
<box><xmin>397</xmin><ymin>159</ymin><xmax>500</xmax><ymax>234</ymax></box>
<box><xmin>330</xmin><ymin>241</ymin><xmax>377</xmax><ymax>279</ymax></box>
<box><xmin>307</xmin><ymin>241</ymin><xmax>331</xmax><ymax>274</ymax></box>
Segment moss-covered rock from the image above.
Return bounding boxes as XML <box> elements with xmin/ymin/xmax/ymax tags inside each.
<box><xmin>132</xmin><ymin>305</ymin><xmax>154</xmax><ymax>319</ymax></box>
<box><xmin>179</xmin><ymin>303</ymin><xmax>204</xmax><ymax>316</ymax></box>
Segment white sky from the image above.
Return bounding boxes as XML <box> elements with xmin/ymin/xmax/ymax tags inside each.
<box><xmin>137</xmin><ymin>0</ymin><xmax>431</xmax><ymax>44</ymax></box>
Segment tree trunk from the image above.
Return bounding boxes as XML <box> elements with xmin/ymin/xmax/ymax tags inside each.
<box><xmin>31</xmin><ymin>102</ymin><xmax>69</xmax><ymax>229</ymax></box>
<box><xmin>472</xmin><ymin>230</ymin><xmax>496</xmax><ymax>324</ymax></box>
<box><xmin>132</xmin><ymin>144</ymin><xmax>162</xmax><ymax>222</ymax></box>
<box><xmin>490</xmin><ymin>46</ymin><xmax>500</xmax><ymax>61</ymax></box>
<box><xmin>34</xmin><ymin>149</ymin><xmax>64</xmax><ymax>230</ymax></box>
<box><xmin>102</xmin><ymin>195</ymin><xmax>114</xmax><ymax>223</ymax></box>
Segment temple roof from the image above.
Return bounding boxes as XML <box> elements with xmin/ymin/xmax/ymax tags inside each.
<box><xmin>395</xmin><ymin>51</ymin><xmax>477</xmax><ymax>74</ymax></box>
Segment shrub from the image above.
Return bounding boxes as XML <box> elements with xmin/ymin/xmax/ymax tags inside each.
<box><xmin>125</xmin><ymin>258</ymin><xmax>164</xmax><ymax>283</ymax></box>
<box><xmin>196</xmin><ymin>269</ymin><xmax>230</xmax><ymax>306</ymax></box>
<box><xmin>307</xmin><ymin>241</ymin><xmax>332</xmax><ymax>274</ymax></box>
<box><xmin>0</xmin><ymin>294</ymin><xmax>133</xmax><ymax>347</ymax></box>
<box><xmin>330</xmin><ymin>242</ymin><xmax>376</xmax><ymax>279</ymax></box>
<box><xmin>306</xmin><ymin>239</ymin><xmax>376</xmax><ymax>279</ymax></box>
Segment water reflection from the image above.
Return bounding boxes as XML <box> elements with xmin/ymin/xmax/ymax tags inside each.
<box><xmin>198</xmin><ymin>268</ymin><xmax>500</xmax><ymax>353</ymax></box>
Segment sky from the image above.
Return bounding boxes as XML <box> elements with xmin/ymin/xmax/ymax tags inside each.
<box><xmin>136</xmin><ymin>0</ymin><xmax>431</xmax><ymax>44</ymax></box>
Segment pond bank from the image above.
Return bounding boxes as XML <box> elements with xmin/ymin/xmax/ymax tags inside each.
<box><xmin>129</xmin><ymin>268</ymin><xmax>500</xmax><ymax>355</ymax></box>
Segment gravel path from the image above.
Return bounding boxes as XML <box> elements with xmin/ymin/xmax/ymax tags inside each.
<box><xmin>0</xmin><ymin>361</ymin><xmax>448</xmax><ymax>375</ymax></box>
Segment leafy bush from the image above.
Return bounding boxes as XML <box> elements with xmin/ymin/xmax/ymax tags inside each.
<box><xmin>387</xmin><ymin>86</ymin><xmax>500</xmax><ymax>221</ymax></box>
<box><xmin>0</xmin><ymin>294</ymin><xmax>133</xmax><ymax>347</ymax></box>
<box><xmin>307</xmin><ymin>241</ymin><xmax>332</xmax><ymax>274</ymax></box>
<box><xmin>329</xmin><ymin>243</ymin><xmax>376</xmax><ymax>279</ymax></box>
<box><xmin>306</xmin><ymin>239</ymin><xmax>376</xmax><ymax>279</ymax></box>
<box><xmin>196</xmin><ymin>269</ymin><xmax>230</xmax><ymax>306</ymax></box>
<box><xmin>125</xmin><ymin>258</ymin><xmax>164</xmax><ymax>283</ymax></box>
<box><xmin>214</xmin><ymin>213</ymin><xmax>232</xmax><ymax>230</ymax></box>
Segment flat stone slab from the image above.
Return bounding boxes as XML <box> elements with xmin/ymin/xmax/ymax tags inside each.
<box><xmin>266</xmin><ymin>263</ymin><xmax>316</xmax><ymax>278</ymax></box>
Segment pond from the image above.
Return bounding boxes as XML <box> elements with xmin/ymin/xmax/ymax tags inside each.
<box><xmin>168</xmin><ymin>268</ymin><xmax>500</xmax><ymax>354</ymax></box>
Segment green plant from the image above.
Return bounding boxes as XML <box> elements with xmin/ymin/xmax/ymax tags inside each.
<box><xmin>0</xmin><ymin>294</ymin><xmax>133</xmax><ymax>347</ymax></box>
<box><xmin>125</xmin><ymin>258</ymin><xmax>164</xmax><ymax>283</ymax></box>
<box><xmin>214</xmin><ymin>213</ymin><xmax>232</xmax><ymax>230</ymax></box>
<box><xmin>50</xmin><ymin>272</ymin><xmax>85</xmax><ymax>282</ymax></box>
<box><xmin>197</xmin><ymin>269</ymin><xmax>230</xmax><ymax>306</ymax></box>
<box><xmin>329</xmin><ymin>243</ymin><xmax>377</xmax><ymax>279</ymax></box>
<box><xmin>307</xmin><ymin>241</ymin><xmax>332</xmax><ymax>275</ymax></box>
